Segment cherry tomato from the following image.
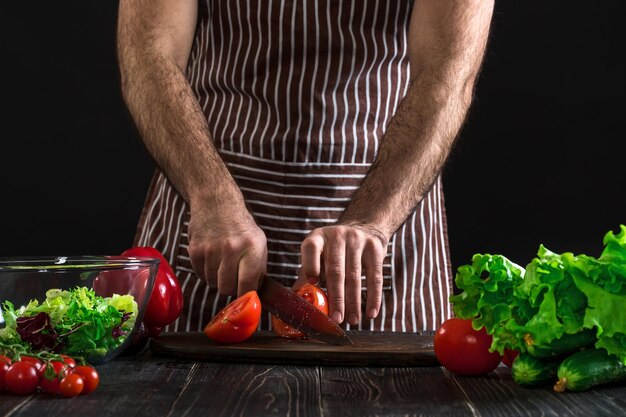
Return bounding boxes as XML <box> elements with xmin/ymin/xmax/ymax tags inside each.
<box><xmin>60</xmin><ymin>373</ymin><xmax>84</xmax><ymax>397</ymax></box>
<box><xmin>20</xmin><ymin>356</ymin><xmax>44</xmax><ymax>378</ymax></box>
<box><xmin>0</xmin><ymin>361</ymin><xmax>9</xmax><ymax>391</ymax></box>
<box><xmin>72</xmin><ymin>366</ymin><xmax>100</xmax><ymax>394</ymax></box>
<box><xmin>60</xmin><ymin>355</ymin><xmax>77</xmax><ymax>368</ymax></box>
<box><xmin>204</xmin><ymin>291</ymin><xmax>261</xmax><ymax>344</ymax></box>
<box><xmin>502</xmin><ymin>348</ymin><xmax>519</xmax><ymax>368</ymax></box>
<box><xmin>0</xmin><ymin>355</ymin><xmax>11</xmax><ymax>365</ymax></box>
<box><xmin>271</xmin><ymin>284</ymin><xmax>329</xmax><ymax>339</ymax></box>
<box><xmin>39</xmin><ymin>361</ymin><xmax>70</xmax><ymax>394</ymax></box>
<box><xmin>5</xmin><ymin>361</ymin><xmax>40</xmax><ymax>395</ymax></box>
<box><xmin>434</xmin><ymin>318</ymin><xmax>503</xmax><ymax>376</ymax></box>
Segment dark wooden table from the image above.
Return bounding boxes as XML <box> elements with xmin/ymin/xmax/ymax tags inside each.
<box><xmin>1</xmin><ymin>350</ymin><xmax>625</xmax><ymax>417</ymax></box>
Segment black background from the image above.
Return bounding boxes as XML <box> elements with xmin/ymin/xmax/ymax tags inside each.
<box><xmin>1</xmin><ymin>2</ymin><xmax>624</xmax><ymax>271</ymax></box>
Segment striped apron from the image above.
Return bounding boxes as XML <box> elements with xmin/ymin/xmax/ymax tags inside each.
<box><xmin>133</xmin><ymin>0</ymin><xmax>453</xmax><ymax>332</ymax></box>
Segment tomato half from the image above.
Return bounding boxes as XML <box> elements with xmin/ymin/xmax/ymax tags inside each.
<box><xmin>203</xmin><ymin>291</ymin><xmax>261</xmax><ymax>344</ymax></box>
<box><xmin>271</xmin><ymin>284</ymin><xmax>329</xmax><ymax>339</ymax></box>
<box><xmin>434</xmin><ymin>318</ymin><xmax>503</xmax><ymax>376</ymax></box>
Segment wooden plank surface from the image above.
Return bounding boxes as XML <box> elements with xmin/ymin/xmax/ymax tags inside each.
<box><xmin>321</xmin><ymin>366</ymin><xmax>474</xmax><ymax>417</ymax></box>
<box><xmin>164</xmin><ymin>362</ymin><xmax>321</xmax><ymax>417</ymax></box>
<box><xmin>1</xmin><ymin>352</ymin><xmax>625</xmax><ymax>417</ymax></box>
<box><xmin>150</xmin><ymin>331</ymin><xmax>438</xmax><ymax>366</ymax></box>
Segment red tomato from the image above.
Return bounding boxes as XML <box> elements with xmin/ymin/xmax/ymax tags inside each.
<box><xmin>502</xmin><ymin>348</ymin><xmax>519</xmax><ymax>368</ymax></box>
<box><xmin>5</xmin><ymin>361</ymin><xmax>40</xmax><ymax>395</ymax></box>
<box><xmin>204</xmin><ymin>291</ymin><xmax>261</xmax><ymax>344</ymax></box>
<box><xmin>72</xmin><ymin>366</ymin><xmax>100</xmax><ymax>394</ymax></box>
<box><xmin>60</xmin><ymin>373</ymin><xmax>84</xmax><ymax>397</ymax></box>
<box><xmin>0</xmin><ymin>355</ymin><xmax>11</xmax><ymax>365</ymax></box>
<box><xmin>434</xmin><ymin>318</ymin><xmax>503</xmax><ymax>375</ymax></box>
<box><xmin>60</xmin><ymin>355</ymin><xmax>77</xmax><ymax>368</ymax></box>
<box><xmin>39</xmin><ymin>361</ymin><xmax>70</xmax><ymax>394</ymax></box>
<box><xmin>271</xmin><ymin>284</ymin><xmax>329</xmax><ymax>339</ymax></box>
<box><xmin>0</xmin><ymin>361</ymin><xmax>9</xmax><ymax>391</ymax></box>
<box><xmin>20</xmin><ymin>356</ymin><xmax>44</xmax><ymax>378</ymax></box>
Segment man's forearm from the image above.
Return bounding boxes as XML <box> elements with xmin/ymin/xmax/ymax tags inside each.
<box><xmin>340</xmin><ymin>0</ymin><xmax>494</xmax><ymax>239</ymax></box>
<box><xmin>117</xmin><ymin>3</ymin><xmax>244</xmax><ymax>211</ymax></box>
<box><xmin>339</xmin><ymin>64</ymin><xmax>471</xmax><ymax>239</ymax></box>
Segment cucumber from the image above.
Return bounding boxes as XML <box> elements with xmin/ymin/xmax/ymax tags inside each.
<box><xmin>511</xmin><ymin>353</ymin><xmax>560</xmax><ymax>387</ymax></box>
<box><xmin>526</xmin><ymin>329</ymin><xmax>596</xmax><ymax>359</ymax></box>
<box><xmin>554</xmin><ymin>348</ymin><xmax>626</xmax><ymax>392</ymax></box>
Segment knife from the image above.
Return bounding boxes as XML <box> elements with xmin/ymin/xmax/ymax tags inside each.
<box><xmin>257</xmin><ymin>274</ymin><xmax>353</xmax><ymax>345</ymax></box>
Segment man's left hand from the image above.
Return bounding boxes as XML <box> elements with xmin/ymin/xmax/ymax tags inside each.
<box><xmin>299</xmin><ymin>224</ymin><xmax>387</xmax><ymax>326</ymax></box>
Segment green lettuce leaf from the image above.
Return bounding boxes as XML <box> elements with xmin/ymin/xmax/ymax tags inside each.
<box><xmin>0</xmin><ymin>286</ymin><xmax>138</xmax><ymax>358</ymax></box>
<box><xmin>450</xmin><ymin>225</ymin><xmax>626</xmax><ymax>361</ymax></box>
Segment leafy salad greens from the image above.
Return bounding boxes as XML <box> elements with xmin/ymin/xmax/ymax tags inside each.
<box><xmin>451</xmin><ymin>225</ymin><xmax>626</xmax><ymax>364</ymax></box>
<box><xmin>0</xmin><ymin>287</ymin><xmax>137</xmax><ymax>358</ymax></box>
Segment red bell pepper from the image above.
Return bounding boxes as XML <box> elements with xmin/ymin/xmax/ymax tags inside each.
<box><xmin>121</xmin><ymin>247</ymin><xmax>184</xmax><ymax>336</ymax></box>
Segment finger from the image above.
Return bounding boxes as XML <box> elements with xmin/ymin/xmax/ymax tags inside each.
<box><xmin>301</xmin><ymin>233</ymin><xmax>324</xmax><ymax>284</ymax></box>
<box><xmin>324</xmin><ymin>236</ymin><xmax>346</xmax><ymax>324</ymax></box>
<box><xmin>188</xmin><ymin>243</ymin><xmax>205</xmax><ymax>279</ymax></box>
<box><xmin>217</xmin><ymin>257</ymin><xmax>238</xmax><ymax>296</ymax></box>
<box><xmin>204</xmin><ymin>250</ymin><xmax>220</xmax><ymax>287</ymax></box>
<box><xmin>344</xmin><ymin>240</ymin><xmax>363</xmax><ymax>326</ymax></box>
<box><xmin>292</xmin><ymin>270</ymin><xmax>308</xmax><ymax>291</ymax></box>
<box><xmin>237</xmin><ymin>250</ymin><xmax>265</xmax><ymax>296</ymax></box>
<box><xmin>363</xmin><ymin>238</ymin><xmax>384</xmax><ymax>319</ymax></box>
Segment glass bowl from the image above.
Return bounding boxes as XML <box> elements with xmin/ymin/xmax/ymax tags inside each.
<box><xmin>0</xmin><ymin>256</ymin><xmax>158</xmax><ymax>364</ymax></box>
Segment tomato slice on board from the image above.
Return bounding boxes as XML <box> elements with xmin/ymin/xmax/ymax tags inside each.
<box><xmin>271</xmin><ymin>284</ymin><xmax>329</xmax><ymax>339</ymax></box>
<box><xmin>203</xmin><ymin>291</ymin><xmax>262</xmax><ymax>344</ymax></box>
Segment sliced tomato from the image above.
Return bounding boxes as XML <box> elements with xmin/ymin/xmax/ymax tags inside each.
<box><xmin>203</xmin><ymin>291</ymin><xmax>261</xmax><ymax>344</ymax></box>
<box><xmin>271</xmin><ymin>284</ymin><xmax>329</xmax><ymax>339</ymax></box>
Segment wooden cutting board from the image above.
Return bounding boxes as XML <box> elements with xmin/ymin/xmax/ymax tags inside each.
<box><xmin>150</xmin><ymin>331</ymin><xmax>438</xmax><ymax>366</ymax></box>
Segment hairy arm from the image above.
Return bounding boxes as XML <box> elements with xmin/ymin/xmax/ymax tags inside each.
<box><xmin>118</xmin><ymin>0</ymin><xmax>267</xmax><ymax>296</ymax></box>
<box><xmin>301</xmin><ymin>0</ymin><xmax>495</xmax><ymax>325</ymax></box>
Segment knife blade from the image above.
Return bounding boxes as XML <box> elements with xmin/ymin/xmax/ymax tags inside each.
<box><xmin>257</xmin><ymin>274</ymin><xmax>352</xmax><ymax>345</ymax></box>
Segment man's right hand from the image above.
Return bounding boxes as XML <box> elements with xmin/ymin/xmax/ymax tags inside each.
<box><xmin>187</xmin><ymin>204</ymin><xmax>267</xmax><ymax>297</ymax></box>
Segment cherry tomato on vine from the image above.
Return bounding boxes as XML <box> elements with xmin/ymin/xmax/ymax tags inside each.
<box><xmin>72</xmin><ymin>366</ymin><xmax>100</xmax><ymax>394</ymax></box>
<box><xmin>19</xmin><ymin>356</ymin><xmax>44</xmax><ymax>378</ymax></box>
<box><xmin>0</xmin><ymin>355</ymin><xmax>11</xmax><ymax>365</ymax></box>
<box><xmin>271</xmin><ymin>284</ymin><xmax>329</xmax><ymax>339</ymax></box>
<box><xmin>5</xmin><ymin>361</ymin><xmax>40</xmax><ymax>395</ymax></box>
<box><xmin>60</xmin><ymin>355</ymin><xmax>77</xmax><ymax>368</ymax></box>
<box><xmin>39</xmin><ymin>361</ymin><xmax>70</xmax><ymax>394</ymax></box>
<box><xmin>204</xmin><ymin>291</ymin><xmax>261</xmax><ymax>344</ymax></box>
<box><xmin>434</xmin><ymin>318</ymin><xmax>503</xmax><ymax>376</ymax></box>
<box><xmin>0</xmin><ymin>361</ymin><xmax>9</xmax><ymax>391</ymax></box>
<box><xmin>60</xmin><ymin>373</ymin><xmax>84</xmax><ymax>397</ymax></box>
